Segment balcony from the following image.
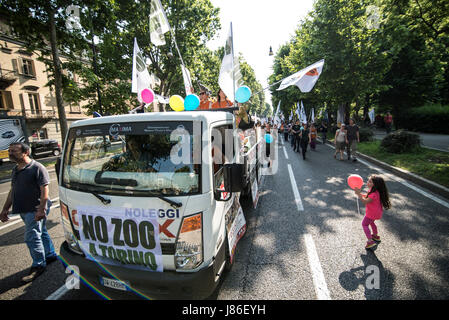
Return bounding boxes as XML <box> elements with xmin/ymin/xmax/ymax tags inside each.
<box><xmin>0</xmin><ymin>109</ymin><xmax>55</xmax><ymax>120</ymax></box>
<box><xmin>0</xmin><ymin>69</ymin><xmax>17</xmax><ymax>90</ymax></box>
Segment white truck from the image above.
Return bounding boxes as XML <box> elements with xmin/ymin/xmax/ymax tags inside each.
<box><xmin>56</xmin><ymin>110</ymin><xmax>265</xmax><ymax>299</ymax></box>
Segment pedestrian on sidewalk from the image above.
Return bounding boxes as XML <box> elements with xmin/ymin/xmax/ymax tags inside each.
<box><xmin>310</xmin><ymin>123</ymin><xmax>317</xmax><ymax>150</ymax></box>
<box><xmin>384</xmin><ymin>112</ymin><xmax>393</xmax><ymax>134</ymax></box>
<box><xmin>0</xmin><ymin>142</ymin><xmax>57</xmax><ymax>283</ymax></box>
<box><xmin>346</xmin><ymin>118</ymin><xmax>360</xmax><ymax>162</ymax></box>
<box><xmin>334</xmin><ymin>124</ymin><xmax>347</xmax><ymax>160</ymax></box>
<box><xmin>299</xmin><ymin>123</ymin><xmax>310</xmax><ymax>160</ymax></box>
<box><xmin>354</xmin><ymin>174</ymin><xmax>391</xmax><ymax>249</ymax></box>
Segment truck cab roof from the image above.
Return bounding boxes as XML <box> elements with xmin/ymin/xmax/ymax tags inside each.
<box><xmin>69</xmin><ymin>111</ymin><xmax>235</xmax><ymax>129</ymax></box>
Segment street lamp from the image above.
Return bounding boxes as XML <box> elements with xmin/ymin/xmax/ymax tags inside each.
<box><xmin>269</xmin><ymin>46</ymin><xmax>274</xmax><ymax>56</ymax></box>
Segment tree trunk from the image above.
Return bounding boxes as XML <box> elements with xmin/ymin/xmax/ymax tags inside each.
<box><xmin>48</xmin><ymin>8</ymin><xmax>68</xmax><ymax>144</ymax></box>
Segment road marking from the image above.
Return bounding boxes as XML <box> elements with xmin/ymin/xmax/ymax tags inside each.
<box><xmin>355</xmin><ymin>158</ymin><xmax>449</xmax><ymax>209</ymax></box>
<box><xmin>324</xmin><ymin>143</ymin><xmax>449</xmax><ymax>208</ymax></box>
<box><xmin>283</xmin><ymin>146</ymin><xmax>289</xmax><ymax>159</ymax></box>
<box><xmin>46</xmin><ymin>284</ymin><xmax>70</xmax><ymax>300</ymax></box>
<box><xmin>287</xmin><ymin>164</ymin><xmax>304</xmax><ymax>211</ymax></box>
<box><xmin>0</xmin><ymin>218</ymin><xmax>22</xmax><ymax>231</ymax></box>
<box><xmin>304</xmin><ymin>233</ymin><xmax>331</xmax><ymax>300</ymax></box>
<box><xmin>0</xmin><ymin>197</ymin><xmax>60</xmax><ymax>231</ymax></box>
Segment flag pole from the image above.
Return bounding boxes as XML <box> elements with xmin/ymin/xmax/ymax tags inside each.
<box><xmin>231</xmin><ymin>22</ymin><xmax>236</xmax><ymax>104</ymax></box>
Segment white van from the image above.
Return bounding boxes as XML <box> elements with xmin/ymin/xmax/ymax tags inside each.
<box><xmin>56</xmin><ymin>111</ymin><xmax>263</xmax><ymax>299</ymax></box>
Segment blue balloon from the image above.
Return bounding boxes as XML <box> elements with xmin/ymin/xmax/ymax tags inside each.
<box><xmin>184</xmin><ymin>94</ymin><xmax>200</xmax><ymax>111</ymax></box>
<box><xmin>235</xmin><ymin>86</ymin><xmax>252</xmax><ymax>103</ymax></box>
<box><xmin>265</xmin><ymin>133</ymin><xmax>273</xmax><ymax>144</ymax></box>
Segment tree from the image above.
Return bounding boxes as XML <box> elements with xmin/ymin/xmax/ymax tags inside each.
<box><xmin>0</xmin><ymin>0</ymin><xmax>74</xmax><ymax>142</ymax></box>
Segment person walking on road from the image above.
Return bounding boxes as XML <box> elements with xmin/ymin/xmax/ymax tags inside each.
<box><xmin>346</xmin><ymin>118</ymin><xmax>360</xmax><ymax>162</ymax></box>
<box><xmin>299</xmin><ymin>123</ymin><xmax>310</xmax><ymax>160</ymax></box>
<box><xmin>310</xmin><ymin>123</ymin><xmax>317</xmax><ymax>150</ymax></box>
<box><xmin>334</xmin><ymin>124</ymin><xmax>347</xmax><ymax>160</ymax></box>
<box><xmin>320</xmin><ymin>121</ymin><xmax>328</xmax><ymax>144</ymax></box>
<box><xmin>354</xmin><ymin>174</ymin><xmax>391</xmax><ymax>249</ymax></box>
<box><xmin>292</xmin><ymin>120</ymin><xmax>301</xmax><ymax>152</ymax></box>
<box><xmin>0</xmin><ymin>142</ymin><xmax>57</xmax><ymax>283</ymax></box>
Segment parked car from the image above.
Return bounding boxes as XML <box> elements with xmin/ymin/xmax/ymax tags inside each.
<box><xmin>31</xmin><ymin>139</ymin><xmax>61</xmax><ymax>158</ymax></box>
<box><xmin>82</xmin><ymin>136</ymin><xmax>112</xmax><ymax>150</ymax></box>
<box><xmin>1</xmin><ymin>131</ymin><xmax>15</xmax><ymax>139</ymax></box>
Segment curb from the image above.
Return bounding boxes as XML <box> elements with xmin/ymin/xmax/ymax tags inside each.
<box><xmin>318</xmin><ymin>138</ymin><xmax>449</xmax><ymax>200</ymax></box>
<box><xmin>356</xmin><ymin>152</ymin><xmax>449</xmax><ymax>200</ymax></box>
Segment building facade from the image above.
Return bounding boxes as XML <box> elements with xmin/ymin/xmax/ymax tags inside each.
<box><xmin>0</xmin><ymin>19</ymin><xmax>90</xmax><ymax>146</ymax></box>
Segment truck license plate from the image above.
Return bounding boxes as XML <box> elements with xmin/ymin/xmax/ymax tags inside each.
<box><xmin>100</xmin><ymin>277</ymin><xmax>131</xmax><ymax>291</ymax></box>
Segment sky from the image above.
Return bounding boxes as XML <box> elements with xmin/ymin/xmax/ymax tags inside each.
<box><xmin>208</xmin><ymin>0</ymin><xmax>315</xmax><ymax>108</ymax></box>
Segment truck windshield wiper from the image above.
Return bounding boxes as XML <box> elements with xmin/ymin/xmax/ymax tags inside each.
<box><xmin>91</xmin><ymin>192</ymin><xmax>111</xmax><ymax>205</ymax></box>
<box><xmin>147</xmin><ymin>191</ymin><xmax>183</xmax><ymax>209</ymax></box>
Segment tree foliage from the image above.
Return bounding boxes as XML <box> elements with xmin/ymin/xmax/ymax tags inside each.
<box><xmin>269</xmin><ymin>0</ymin><xmax>449</xmax><ymax>128</ymax></box>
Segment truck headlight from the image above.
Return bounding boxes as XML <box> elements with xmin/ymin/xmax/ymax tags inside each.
<box><xmin>60</xmin><ymin>202</ymin><xmax>83</xmax><ymax>255</ymax></box>
<box><xmin>175</xmin><ymin>213</ymin><xmax>203</xmax><ymax>270</ymax></box>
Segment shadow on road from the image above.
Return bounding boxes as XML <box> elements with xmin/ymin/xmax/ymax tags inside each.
<box><xmin>339</xmin><ymin>251</ymin><xmax>395</xmax><ymax>300</ymax></box>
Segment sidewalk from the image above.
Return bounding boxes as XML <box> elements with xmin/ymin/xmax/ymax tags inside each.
<box><xmin>316</xmin><ymin>137</ymin><xmax>449</xmax><ymax>200</ymax></box>
<box><xmin>373</xmin><ymin>129</ymin><xmax>449</xmax><ymax>153</ymax></box>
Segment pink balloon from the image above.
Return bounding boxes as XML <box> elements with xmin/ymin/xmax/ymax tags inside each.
<box><xmin>141</xmin><ymin>88</ymin><xmax>154</xmax><ymax>104</ymax></box>
<box><xmin>347</xmin><ymin>174</ymin><xmax>364</xmax><ymax>190</ymax></box>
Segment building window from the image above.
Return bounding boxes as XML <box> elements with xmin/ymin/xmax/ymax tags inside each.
<box><xmin>31</xmin><ymin>128</ymin><xmax>48</xmax><ymax>140</ymax></box>
<box><xmin>28</xmin><ymin>93</ymin><xmax>40</xmax><ymax>114</ymax></box>
<box><xmin>0</xmin><ymin>91</ymin><xmax>13</xmax><ymax>109</ymax></box>
<box><xmin>21</xmin><ymin>58</ymin><xmax>35</xmax><ymax>77</ymax></box>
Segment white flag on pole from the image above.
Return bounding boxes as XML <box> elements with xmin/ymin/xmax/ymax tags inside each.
<box><xmin>149</xmin><ymin>0</ymin><xmax>170</xmax><ymax>46</ymax></box>
<box><xmin>289</xmin><ymin>110</ymin><xmax>293</xmax><ymax>121</ymax></box>
<box><xmin>311</xmin><ymin>108</ymin><xmax>315</xmax><ymax>123</ymax></box>
<box><xmin>295</xmin><ymin>103</ymin><xmax>301</xmax><ymax>121</ymax></box>
<box><xmin>277</xmin><ymin>59</ymin><xmax>324</xmax><ymax>92</ymax></box>
<box><xmin>300</xmin><ymin>101</ymin><xmax>307</xmax><ymax>124</ymax></box>
<box><xmin>274</xmin><ymin>101</ymin><xmax>281</xmax><ymax>126</ymax></box>
<box><xmin>218</xmin><ymin>23</ymin><xmax>241</xmax><ymax>102</ymax></box>
<box><xmin>369</xmin><ymin>108</ymin><xmax>375</xmax><ymax>124</ymax></box>
<box><xmin>132</xmin><ymin>38</ymin><xmax>152</xmax><ymax>102</ymax></box>
<box><xmin>181</xmin><ymin>65</ymin><xmax>194</xmax><ymax>95</ymax></box>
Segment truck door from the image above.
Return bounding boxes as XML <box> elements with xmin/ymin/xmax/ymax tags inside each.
<box><xmin>211</xmin><ymin>124</ymin><xmax>246</xmax><ymax>267</ymax></box>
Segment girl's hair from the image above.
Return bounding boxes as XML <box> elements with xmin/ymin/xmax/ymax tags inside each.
<box><xmin>367</xmin><ymin>174</ymin><xmax>391</xmax><ymax>210</ymax></box>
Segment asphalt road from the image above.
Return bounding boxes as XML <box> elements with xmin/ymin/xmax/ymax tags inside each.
<box><xmin>0</xmin><ymin>139</ymin><xmax>448</xmax><ymax>301</ymax></box>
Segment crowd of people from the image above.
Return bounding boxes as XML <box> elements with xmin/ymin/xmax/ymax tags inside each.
<box><xmin>259</xmin><ymin>117</ymin><xmax>360</xmax><ymax>162</ymax></box>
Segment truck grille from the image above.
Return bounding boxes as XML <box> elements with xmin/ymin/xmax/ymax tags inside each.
<box><xmin>161</xmin><ymin>242</ymin><xmax>176</xmax><ymax>255</ymax></box>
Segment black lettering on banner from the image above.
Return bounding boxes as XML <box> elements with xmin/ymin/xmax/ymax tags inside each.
<box><xmin>139</xmin><ymin>221</ymin><xmax>156</xmax><ymax>250</ymax></box>
<box><xmin>108</xmin><ymin>246</ymin><xmax>117</xmax><ymax>260</ymax></box>
<box><xmin>123</xmin><ymin>219</ymin><xmax>139</xmax><ymax>248</ymax></box>
<box><xmin>89</xmin><ymin>243</ymin><xmax>98</xmax><ymax>256</ymax></box>
<box><xmin>98</xmin><ymin>244</ymin><xmax>107</xmax><ymax>257</ymax></box>
<box><xmin>133</xmin><ymin>250</ymin><xmax>144</xmax><ymax>265</ymax></box>
<box><xmin>94</xmin><ymin>216</ymin><xmax>108</xmax><ymax>243</ymax></box>
<box><xmin>144</xmin><ymin>252</ymin><xmax>157</xmax><ymax>270</ymax></box>
<box><xmin>82</xmin><ymin>215</ymin><xmax>96</xmax><ymax>241</ymax></box>
<box><xmin>116</xmin><ymin>249</ymin><xmax>128</xmax><ymax>264</ymax></box>
<box><xmin>111</xmin><ymin>218</ymin><xmax>124</xmax><ymax>246</ymax></box>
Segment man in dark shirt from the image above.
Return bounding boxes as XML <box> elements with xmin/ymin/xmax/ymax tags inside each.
<box><xmin>0</xmin><ymin>142</ymin><xmax>57</xmax><ymax>283</ymax></box>
<box><xmin>291</xmin><ymin>120</ymin><xmax>302</xmax><ymax>152</ymax></box>
<box><xmin>346</xmin><ymin>118</ymin><xmax>360</xmax><ymax>162</ymax></box>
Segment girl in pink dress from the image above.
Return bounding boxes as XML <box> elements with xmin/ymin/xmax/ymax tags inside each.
<box><xmin>354</xmin><ymin>175</ymin><xmax>391</xmax><ymax>249</ymax></box>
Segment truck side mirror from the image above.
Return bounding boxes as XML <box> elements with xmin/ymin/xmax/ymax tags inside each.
<box><xmin>55</xmin><ymin>157</ymin><xmax>61</xmax><ymax>183</ymax></box>
<box><xmin>224</xmin><ymin>163</ymin><xmax>244</xmax><ymax>192</ymax></box>
<box><xmin>214</xmin><ymin>164</ymin><xmax>245</xmax><ymax>201</ymax></box>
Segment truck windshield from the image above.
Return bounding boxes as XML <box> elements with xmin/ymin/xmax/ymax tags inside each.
<box><xmin>61</xmin><ymin>121</ymin><xmax>200</xmax><ymax>196</ymax></box>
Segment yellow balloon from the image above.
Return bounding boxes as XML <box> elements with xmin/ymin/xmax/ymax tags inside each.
<box><xmin>169</xmin><ymin>95</ymin><xmax>184</xmax><ymax>112</ymax></box>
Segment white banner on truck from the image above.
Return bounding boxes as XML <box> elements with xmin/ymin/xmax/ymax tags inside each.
<box><xmin>77</xmin><ymin>206</ymin><xmax>163</xmax><ymax>272</ymax></box>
